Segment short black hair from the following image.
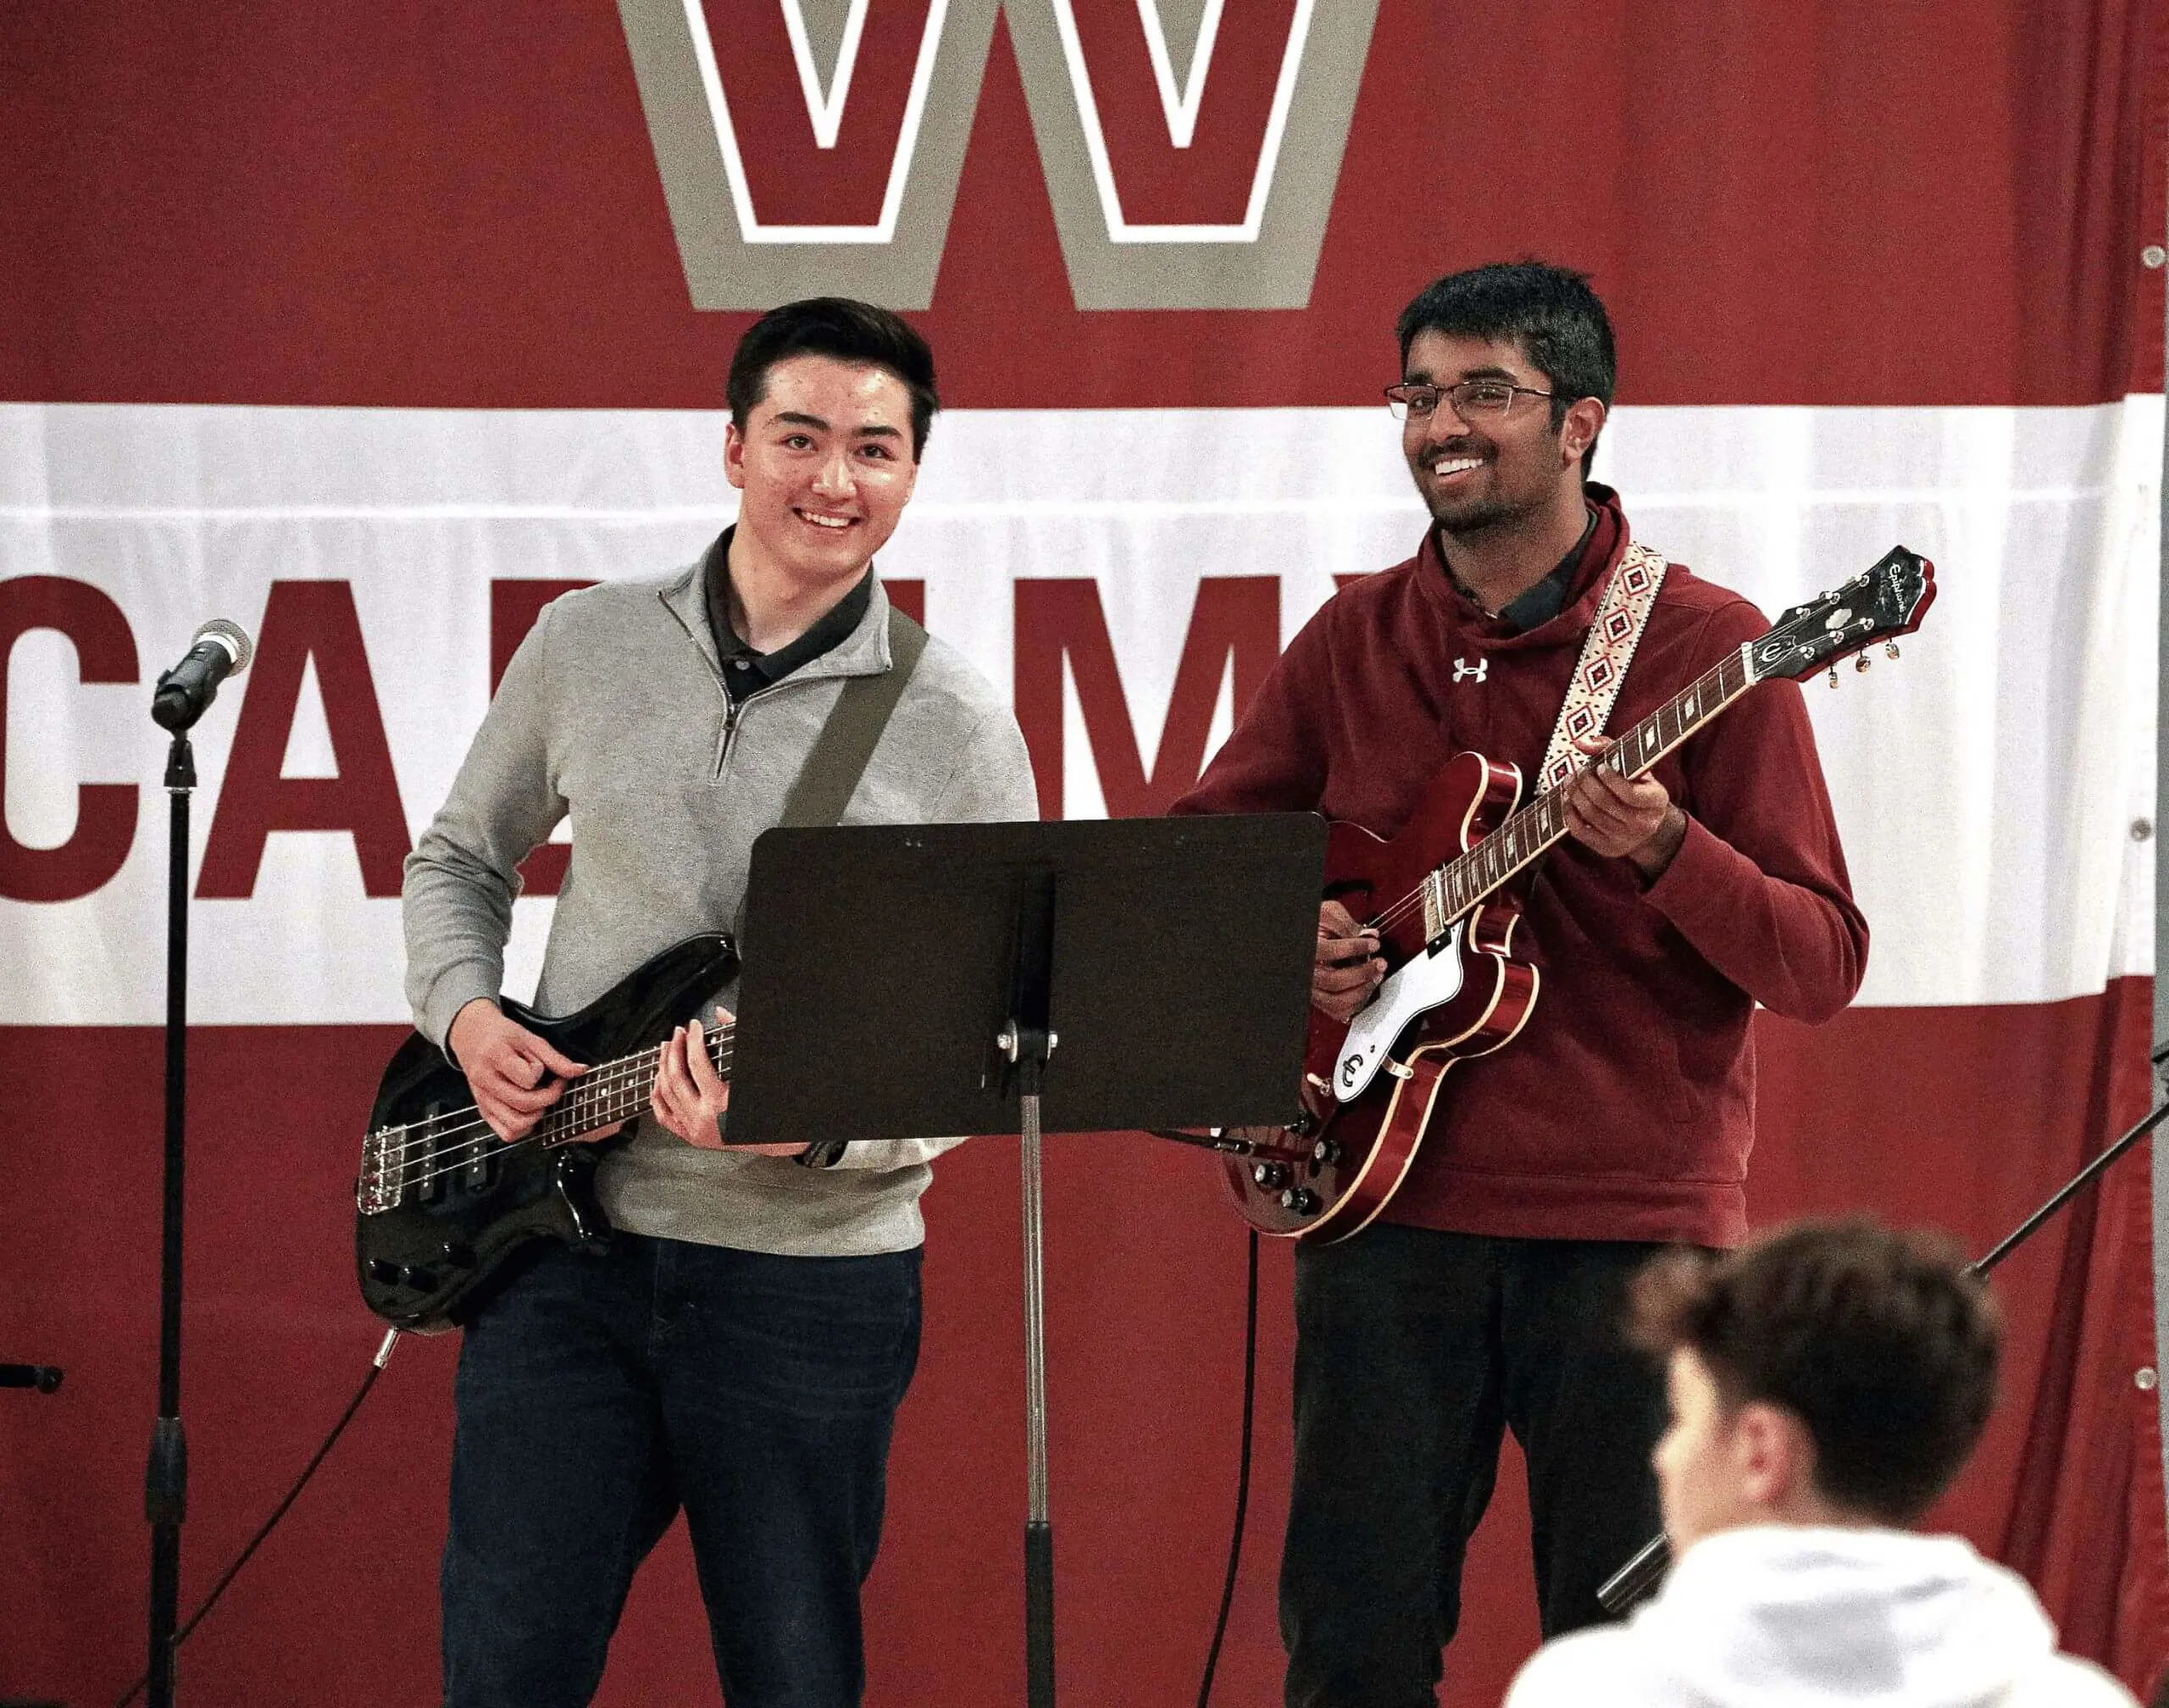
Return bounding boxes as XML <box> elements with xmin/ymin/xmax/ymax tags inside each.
<box><xmin>727</xmin><ymin>297</ymin><xmax>940</xmax><ymax>458</ymax></box>
<box><xmin>1395</xmin><ymin>262</ymin><xmax>1616</xmax><ymax>474</ymax></box>
<box><xmin>1632</xmin><ymin>1219</ymin><xmax>2003</xmax><ymax>1525</ymax></box>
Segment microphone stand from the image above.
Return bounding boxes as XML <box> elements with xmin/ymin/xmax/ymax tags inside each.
<box><xmin>1597</xmin><ymin>1053</ymin><xmax>2169</xmax><ymax>1616</ymax></box>
<box><xmin>144</xmin><ymin>726</ymin><xmax>195</xmax><ymax>1706</ymax></box>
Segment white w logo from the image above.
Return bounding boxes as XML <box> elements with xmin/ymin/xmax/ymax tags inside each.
<box><xmin>616</xmin><ymin>0</ymin><xmax>1382</xmax><ymax>309</ymax></box>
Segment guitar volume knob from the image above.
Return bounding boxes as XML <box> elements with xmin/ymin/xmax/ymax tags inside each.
<box><xmin>1279</xmin><ymin>1187</ymin><xmax>1321</xmax><ymax>1217</ymax></box>
<box><xmin>1252</xmin><ymin>1162</ymin><xmax>1290</xmax><ymax>1191</ymax></box>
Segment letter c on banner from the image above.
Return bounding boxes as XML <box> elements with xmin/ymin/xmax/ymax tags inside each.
<box><xmin>0</xmin><ymin>576</ymin><xmax>140</xmax><ymax>902</ymax></box>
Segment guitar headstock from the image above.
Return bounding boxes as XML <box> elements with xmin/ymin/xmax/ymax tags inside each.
<box><xmin>1750</xmin><ymin>546</ymin><xmax>1938</xmax><ymax>684</ymax></box>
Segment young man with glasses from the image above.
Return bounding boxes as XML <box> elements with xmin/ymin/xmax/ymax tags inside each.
<box><xmin>1175</xmin><ymin>262</ymin><xmax>1868</xmax><ymax>1706</ymax></box>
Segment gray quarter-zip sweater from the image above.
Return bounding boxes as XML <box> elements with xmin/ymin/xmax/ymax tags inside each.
<box><xmin>402</xmin><ymin>554</ymin><xmax>1039</xmax><ymax>1256</ymax></box>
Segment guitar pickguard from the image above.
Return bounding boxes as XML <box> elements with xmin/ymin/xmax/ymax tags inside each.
<box><xmin>1334</xmin><ymin>923</ymin><xmax>1467</xmax><ymax>1101</ymax></box>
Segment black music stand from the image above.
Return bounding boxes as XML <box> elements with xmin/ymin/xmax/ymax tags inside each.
<box><xmin>729</xmin><ymin>814</ymin><xmax>1326</xmax><ymax>1708</ymax></box>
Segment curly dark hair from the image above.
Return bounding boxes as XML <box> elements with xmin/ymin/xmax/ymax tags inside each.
<box><xmin>727</xmin><ymin>297</ymin><xmax>940</xmax><ymax>457</ymax></box>
<box><xmin>1631</xmin><ymin>1219</ymin><xmax>2002</xmax><ymax>1523</ymax></box>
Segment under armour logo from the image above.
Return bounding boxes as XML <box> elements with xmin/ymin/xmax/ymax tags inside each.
<box><xmin>1453</xmin><ymin>657</ymin><xmax>1489</xmax><ymax>684</ymax></box>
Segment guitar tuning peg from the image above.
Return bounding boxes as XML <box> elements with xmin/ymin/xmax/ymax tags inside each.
<box><xmin>1884</xmin><ymin>640</ymin><xmax>1900</xmax><ymax>660</ymax></box>
<box><xmin>1855</xmin><ymin>653</ymin><xmax>1872</xmax><ymax>673</ymax></box>
<box><xmin>1828</xmin><ymin>665</ymin><xmax>1839</xmax><ymax>689</ymax></box>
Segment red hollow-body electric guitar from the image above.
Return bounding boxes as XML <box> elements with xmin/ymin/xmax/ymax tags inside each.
<box><xmin>1221</xmin><ymin>546</ymin><xmax>1937</xmax><ymax>1241</ymax></box>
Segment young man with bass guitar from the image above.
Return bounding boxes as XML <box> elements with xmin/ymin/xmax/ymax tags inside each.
<box><xmin>400</xmin><ymin>298</ymin><xmax>1035</xmax><ymax>1708</ymax></box>
<box><xmin>1173</xmin><ymin>262</ymin><xmax>1870</xmax><ymax>1707</ymax></box>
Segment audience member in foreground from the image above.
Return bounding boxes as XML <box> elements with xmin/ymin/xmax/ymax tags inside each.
<box><xmin>1505</xmin><ymin>1219</ymin><xmax>2137</xmax><ymax>1707</ymax></box>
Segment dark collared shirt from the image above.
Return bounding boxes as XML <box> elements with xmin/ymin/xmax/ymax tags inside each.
<box><xmin>701</xmin><ymin>526</ymin><xmax>874</xmax><ymax>702</ymax></box>
<box><xmin>1441</xmin><ymin>505</ymin><xmax>1598</xmax><ymax>634</ymax></box>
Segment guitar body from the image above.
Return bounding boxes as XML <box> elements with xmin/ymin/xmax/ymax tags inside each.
<box><xmin>1224</xmin><ymin>751</ymin><xmax>1540</xmax><ymax>1241</ymax></box>
<box><xmin>355</xmin><ymin>934</ymin><xmax>738</xmax><ymax>1331</ymax></box>
<box><xmin>1218</xmin><ymin>543</ymin><xmax>1939</xmax><ymax>1243</ymax></box>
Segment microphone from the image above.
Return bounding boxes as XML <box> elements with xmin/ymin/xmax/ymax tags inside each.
<box><xmin>151</xmin><ymin>618</ymin><xmax>254</xmax><ymax>732</ymax></box>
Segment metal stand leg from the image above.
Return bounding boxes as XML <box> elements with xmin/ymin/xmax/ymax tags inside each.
<box><xmin>147</xmin><ymin>732</ymin><xmax>195</xmax><ymax>1707</ymax></box>
<box><xmin>1020</xmin><ymin>1085</ymin><xmax>1056</xmax><ymax>1708</ymax></box>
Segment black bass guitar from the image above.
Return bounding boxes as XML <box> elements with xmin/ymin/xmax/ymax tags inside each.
<box><xmin>354</xmin><ymin>934</ymin><xmax>737</xmax><ymax>1331</ymax></box>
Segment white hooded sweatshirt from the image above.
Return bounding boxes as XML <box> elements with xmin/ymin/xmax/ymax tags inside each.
<box><xmin>1505</xmin><ymin>1526</ymin><xmax>2136</xmax><ymax>1708</ymax></box>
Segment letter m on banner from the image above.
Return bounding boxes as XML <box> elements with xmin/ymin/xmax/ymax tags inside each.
<box><xmin>616</xmin><ymin>0</ymin><xmax>1381</xmax><ymax>309</ymax></box>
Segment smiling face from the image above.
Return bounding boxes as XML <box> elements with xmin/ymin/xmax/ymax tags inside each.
<box><xmin>724</xmin><ymin>353</ymin><xmax>919</xmax><ymax>596</ymax></box>
<box><xmin>1401</xmin><ymin>330</ymin><xmax>1600</xmax><ymax>538</ymax></box>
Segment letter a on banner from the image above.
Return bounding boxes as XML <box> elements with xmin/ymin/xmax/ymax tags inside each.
<box><xmin>198</xmin><ymin>581</ymin><xmax>411</xmax><ymax>900</ymax></box>
<box><xmin>617</xmin><ymin>0</ymin><xmax>1381</xmax><ymax>308</ymax></box>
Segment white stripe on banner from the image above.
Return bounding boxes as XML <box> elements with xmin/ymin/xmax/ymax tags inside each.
<box><xmin>0</xmin><ymin>399</ymin><xmax>2158</xmax><ymax>1023</ymax></box>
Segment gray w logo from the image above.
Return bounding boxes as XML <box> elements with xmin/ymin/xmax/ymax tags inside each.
<box><xmin>616</xmin><ymin>0</ymin><xmax>1382</xmax><ymax>310</ymax></box>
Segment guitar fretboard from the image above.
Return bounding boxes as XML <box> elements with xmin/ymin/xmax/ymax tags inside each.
<box><xmin>356</xmin><ymin>1023</ymin><xmax>738</xmax><ymax>1216</ymax></box>
<box><xmin>534</xmin><ymin>1024</ymin><xmax>736</xmax><ymax>1147</ymax></box>
<box><xmin>1416</xmin><ymin>642</ymin><xmax>1759</xmax><ymax>938</ymax></box>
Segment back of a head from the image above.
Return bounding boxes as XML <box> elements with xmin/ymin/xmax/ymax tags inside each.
<box><xmin>726</xmin><ymin>297</ymin><xmax>940</xmax><ymax>458</ymax></box>
<box><xmin>1634</xmin><ymin>1218</ymin><xmax>2002</xmax><ymax>1523</ymax></box>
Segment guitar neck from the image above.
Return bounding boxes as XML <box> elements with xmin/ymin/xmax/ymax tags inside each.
<box><xmin>533</xmin><ymin>1023</ymin><xmax>735</xmax><ymax>1147</ymax></box>
<box><xmin>1421</xmin><ymin>642</ymin><xmax>1761</xmax><ymax>934</ymax></box>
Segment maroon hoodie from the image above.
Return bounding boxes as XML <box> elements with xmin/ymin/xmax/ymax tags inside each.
<box><xmin>1174</xmin><ymin>485</ymin><xmax>1867</xmax><ymax>1248</ymax></box>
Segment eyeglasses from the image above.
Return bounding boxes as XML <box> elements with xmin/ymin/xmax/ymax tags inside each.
<box><xmin>1384</xmin><ymin>379</ymin><xmax>1557</xmax><ymax>422</ymax></box>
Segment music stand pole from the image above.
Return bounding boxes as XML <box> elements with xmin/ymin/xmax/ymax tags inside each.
<box><xmin>999</xmin><ymin>870</ymin><xmax>1059</xmax><ymax>1708</ymax></box>
<box><xmin>147</xmin><ymin>729</ymin><xmax>195</xmax><ymax>1706</ymax></box>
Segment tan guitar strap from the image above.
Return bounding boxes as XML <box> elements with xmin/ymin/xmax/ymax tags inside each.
<box><xmin>1537</xmin><ymin>541</ymin><xmax>1669</xmax><ymax>790</ymax></box>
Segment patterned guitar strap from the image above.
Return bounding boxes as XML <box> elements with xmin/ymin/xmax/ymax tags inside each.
<box><xmin>1537</xmin><ymin>541</ymin><xmax>1669</xmax><ymax>790</ymax></box>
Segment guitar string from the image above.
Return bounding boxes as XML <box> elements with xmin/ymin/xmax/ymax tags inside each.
<box><xmin>366</xmin><ymin>1029</ymin><xmax>736</xmax><ymax>1167</ymax></box>
<box><xmin>364</xmin><ymin>1032</ymin><xmax>739</xmax><ymax>1195</ymax></box>
<box><xmin>368</xmin><ymin>1016</ymin><xmax>736</xmax><ymax>1143</ymax></box>
<box><xmin>385</xmin><ymin>1043</ymin><xmax>741</xmax><ymax>1201</ymax></box>
<box><xmin>1358</xmin><ymin>653</ymin><xmax>1745</xmax><ymax>941</ymax></box>
<box><xmin>371</xmin><ymin>1040</ymin><xmax>736</xmax><ymax>1176</ymax></box>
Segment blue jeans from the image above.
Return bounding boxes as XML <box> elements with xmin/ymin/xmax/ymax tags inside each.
<box><xmin>1280</xmin><ymin>1227</ymin><xmax>1670</xmax><ymax>1708</ymax></box>
<box><xmin>440</xmin><ymin>1233</ymin><xmax>923</xmax><ymax>1708</ymax></box>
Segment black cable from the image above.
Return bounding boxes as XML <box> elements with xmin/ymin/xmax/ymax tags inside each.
<box><xmin>114</xmin><ymin>1330</ymin><xmax>401</xmax><ymax>1708</ymax></box>
<box><xmin>1198</xmin><ymin>1228</ymin><xmax>1260</xmax><ymax>1708</ymax></box>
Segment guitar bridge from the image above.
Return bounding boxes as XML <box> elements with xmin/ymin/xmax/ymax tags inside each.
<box><xmin>1422</xmin><ymin>871</ymin><xmax>1445</xmax><ymax>945</ymax></box>
<box><xmin>356</xmin><ymin>1123</ymin><xmax>404</xmax><ymax>1215</ymax></box>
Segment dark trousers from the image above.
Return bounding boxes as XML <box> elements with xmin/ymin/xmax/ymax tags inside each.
<box><xmin>1280</xmin><ymin>1227</ymin><xmax>1669</xmax><ymax>1708</ymax></box>
<box><xmin>440</xmin><ymin>1233</ymin><xmax>923</xmax><ymax>1708</ymax></box>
